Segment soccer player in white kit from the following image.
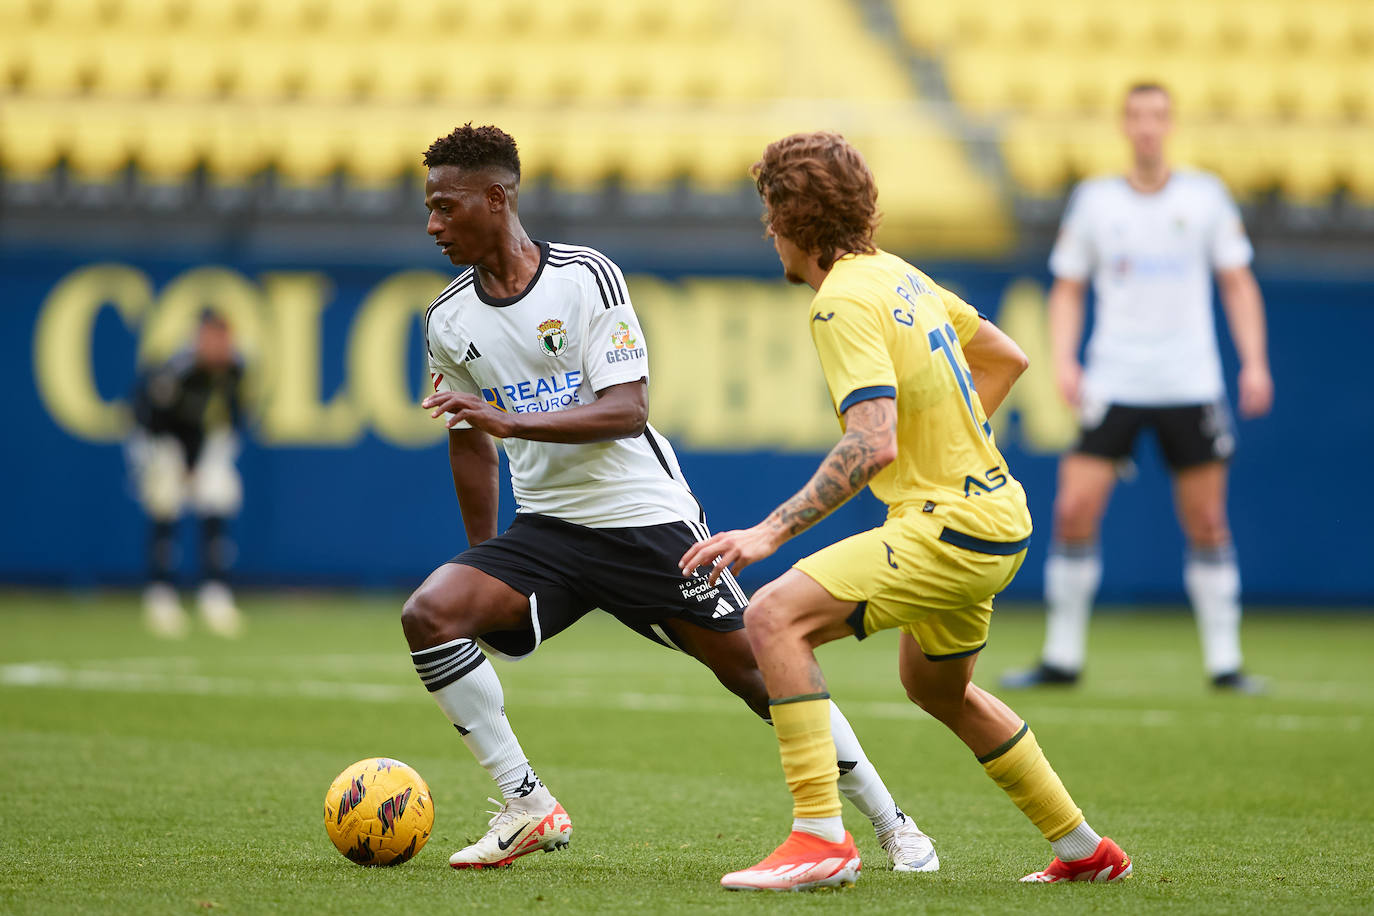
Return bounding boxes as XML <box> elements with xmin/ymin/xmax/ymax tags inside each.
<box><xmin>1002</xmin><ymin>84</ymin><xmax>1274</xmax><ymax>692</ymax></box>
<box><xmin>402</xmin><ymin>124</ymin><xmax>937</xmax><ymax>873</ymax></box>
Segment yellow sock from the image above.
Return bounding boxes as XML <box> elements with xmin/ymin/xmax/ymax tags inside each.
<box><xmin>979</xmin><ymin>721</ymin><xmax>1084</xmax><ymax>841</ymax></box>
<box><xmin>770</xmin><ymin>694</ymin><xmax>842</xmax><ymax>820</ymax></box>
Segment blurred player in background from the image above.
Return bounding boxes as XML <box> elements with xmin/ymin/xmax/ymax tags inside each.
<box><xmin>130</xmin><ymin>311</ymin><xmax>246</xmax><ymax>639</ymax></box>
<box><xmin>682</xmin><ymin>132</ymin><xmax>1129</xmax><ymax>891</ymax></box>
<box><xmin>403</xmin><ymin>124</ymin><xmax>937</xmax><ymax>873</ymax></box>
<box><xmin>1001</xmin><ymin>84</ymin><xmax>1273</xmax><ymax>693</ymax></box>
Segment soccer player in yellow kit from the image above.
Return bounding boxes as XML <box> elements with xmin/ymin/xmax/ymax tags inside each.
<box><xmin>681</xmin><ymin>131</ymin><xmax>1131</xmax><ymax>891</ymax></box>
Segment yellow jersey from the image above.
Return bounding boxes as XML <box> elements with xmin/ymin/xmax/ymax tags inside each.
<box><xmin>808</xmin><ymin>250</ymin><xmax>1032</xmax><ymax>544</ymax></box>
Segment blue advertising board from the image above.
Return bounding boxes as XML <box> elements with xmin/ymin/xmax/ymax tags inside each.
<box><xmin>4</xmin><ymin>247</ymin><xmax>1371</xmax><ymax>603</ymax></box>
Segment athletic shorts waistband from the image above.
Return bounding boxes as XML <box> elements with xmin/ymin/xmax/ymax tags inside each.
<box><xmin>938</xmin><ymin>527</ymin><xmax>1031</xmax><ymax>556</ymax></box>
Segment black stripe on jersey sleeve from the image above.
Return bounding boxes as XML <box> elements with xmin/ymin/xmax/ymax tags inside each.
<box><xmin>425</xmin><ymin>269</ymin><xmax>475</xmax><ymax>356</ymax></box>
<box><xmin>572</xmin><ymin>246</ymin><xmax>627</xmax><ymax>306</ymax></box>
<box><xmin>549</xmin><ymin>246</ymin><xmax>627</xmax><ymax>308</ymax></box>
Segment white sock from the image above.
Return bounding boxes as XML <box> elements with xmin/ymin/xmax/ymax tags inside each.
<box><xmin>829</xmin><ymin>701</ymin><xmax>906</xmax><ymax>834</ymax></box>
<box><xmin>1041</xmin><ymin>543</ymin><xmax>1101</xmax><ymax>672</ymax></box>
<box><xmin>1185</xmin><ymin>545</ymin><xmax>1243</xmax><ymax>676</ymax></box>
<box><xmin>793</xmin><ymin>816</ymin><xmax>845</xmax><ymax>843</ymax></box>
<box><xmin>411</xmin><ymin>637</ymin><xmax>541</xmax><ymax>800</ymax></box>
<box><xmin>1050</xmin><ymin>820</ymin><xmax>1103</xmax><ymax>862</ymax></box>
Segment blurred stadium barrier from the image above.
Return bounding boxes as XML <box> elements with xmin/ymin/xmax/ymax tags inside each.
<box><xmin>5</xmin><ymin>252</ymin><xmax>1371</xmax><ymax>603</ymax></box>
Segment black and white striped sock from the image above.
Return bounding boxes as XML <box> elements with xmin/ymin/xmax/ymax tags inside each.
<box><xmin>410</xmin><ymin>637</ymin><xmax>537</xmax><ymax>799</ymax></box>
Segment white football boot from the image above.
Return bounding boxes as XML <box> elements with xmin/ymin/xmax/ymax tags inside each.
<box><xmin>197</xmin><ymin>581</ymin><xmax>243</xmax><ymax>638</ymax></box>
<box><xmin>449</xmin><ymin>787</ymin><xmax>572</xmax><ymax>869</ymax></box>
<box><xmin>143</xmin><ymin>583</ymin><xmax>188</xmax><ymax>639</ymax></box>
<box><xmin>877</xmin><ymin>812</ymin><xmax>939</xmax><ymax>872</ymax></box>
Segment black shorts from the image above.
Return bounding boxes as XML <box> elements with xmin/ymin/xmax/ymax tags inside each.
<box><xmin>450</xmin><ymin>513</ymin><xmax>748</xmax><ymax>660</ymax></box>
<box><xmin>1075</xmin><ymin>400</ymin><xmax>1235</xmax><ymax>470</ymax></box>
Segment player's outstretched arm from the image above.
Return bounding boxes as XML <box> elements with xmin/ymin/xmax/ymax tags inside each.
<box><xmin>448</xmin><ymin>428</ymin><xmax>500</xmax><ymax>547</ymax></box>
<box><xmin>680</xmin><ymin>398</ymin><xmax>897</xmax><ymax>585</ymax></box>
<box><xmin>1046</xmin><ymin>277</ymin><xmax>1088</xmax><ymax>407</ymax></box>
<box><xmin>962</xmin><ymin>320</ymin><xmax>1030</xmax><ymax>418</ymax></box>
<box><xmin>1217</xmin><ymin>265</ymin><xmax>1274</xmax><ymax>418</ymax></box>
<box><xmin>423</xmin><ymin>380</ymin><xmax>648</xmax><ymax>444</ymax></box>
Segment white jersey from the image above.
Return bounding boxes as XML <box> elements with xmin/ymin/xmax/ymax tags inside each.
<box><xmin>1049</xmin><ymin>169</ymin><xmax>1253</xmax><ymax>406</ymax></box>
<box><xmin>425</xmin><ymin>241</ymin><xmax>701</xmax><ymax>528</ymax></box>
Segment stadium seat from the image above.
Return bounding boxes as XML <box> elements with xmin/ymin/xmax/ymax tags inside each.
<box><xmin>133</xmin><ymin>104</ymin><xmax>206</xmax><ymax>182</ymax></box>
<box><xmin>203</xmin><ymin>107</ymin><xmax>266</xmax><ymax>182</ymax></box>
<box><xmin>0</xmin><ymin>97</ymin><xmax>66</xmax><ymax>178</ymax></box>
<box><xmin>65</xmin><ymin>102</ymin><xmax>136</xmax><ymax>179</ymax></box>
<box><xmin>18</xmin><ymin>29</ymin><xmax>96</xmax><ymax>94</ymax></box>
<box><xmin>1002</xmin><ymin>120</ymin><xmax>1072</xmax><ymax>196</ymax></box>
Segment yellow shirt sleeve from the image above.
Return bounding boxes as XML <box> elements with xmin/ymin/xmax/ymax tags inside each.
<box><xmin>938</xmin><ymin>285</ymin><xmax>984</xmax><ymax>347</ymax></box>
<box><xmin>809</xmin><ymin>295</ymin><xmax>897</xmax><ymax>418</ymax></box>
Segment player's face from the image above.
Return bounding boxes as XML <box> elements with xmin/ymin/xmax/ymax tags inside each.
<box><xmin>1122</xmin><ymin>90</ymin><xmax>1171</xmax><ymax>165</ymax></box>
<box><xmin>195</xmin><ymin>320</ymin><xmax>235</xmax><ymax>371</ymax></box>
<box><xmin>425</xmin><ymin>166</ymin><xmax>501</xmax><ymax>266</ymax></box>
<box><xmin>766</xmin><ymin>222</ymin><xmax>809</xmax><ymax>285</ymax></box>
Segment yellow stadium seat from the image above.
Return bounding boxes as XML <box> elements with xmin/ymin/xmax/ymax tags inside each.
<box><xmin>894</xmin><ymin>0</ymin><xmax>961</xmax><ymax>51</ymax></box>
<box><xmin>1208</xmin><ymin>56</ymin><xmax>1280</xmax><ymax>119</ymax></box>
<box><xmin>18</xmin><ymin>29</ymin><xmax>96</xmax><ymax>94</ymax></box>
<box><xmin>1345</xmin><ymin>128</ymin><xmax>1374</xmax><ymax>204</ymax></box>
<box><xmin>66</xmin><ymin>102</ymin><xmax>137</xmax><ymax>179</ymax></box>
<box><xmin>133</xmin><ymin>104</ymin><xmax>206</xmax><ymax>182</ymax></box>
<box><xmin>1344</xmin><ymin>58</ymin><xmax>1374</xmax><ymax>120</ymax></box>
<box><xmin>272</xmin><ymin>108</ymin><xmax>345</xmax><ymax>186</ymax></box>
<box><xmin>0</xmin><ymin>98</ymin><xmax>66</xmax><ymax>178</ymax></box>
<box><xmin>1002</xmin><ymin>119</ymin><xmax>1072</xmax><ymax>196</ymax></box>
<box><xmin>160</xmin><ymin>34</ymin><xmax>231</xmax><ymax>98</ymax></box>
<box><xmin>1272</xmin><ymin>127</ymin><xmax>1339</xmax><ymax>203</ymax></box>
<box><xmin>295</xmin><ymin>38</ymin><xmax>372</xmax><ymax>103</ymax></box>
<box><xmin>944</xmin><ymin>49</ymin><xmax>1012</xmax><ymax>116</ymax></box>
<box><xmin>204</xmin><ymin>106</ymin><xmax>266</xmax><ymax>181</ymax></box>
<box><xmin>360</xmin><ymin>39</ymin><xmax>440</xmax><ymax>103</ymax></box>
<box><xmin>343</xmin><ymin>116</ymin><xmax>416</xmax><ymax>188</ymax></box>
<box><xmin>109</xmin><ymin>0</ymin><xmax>178</xmax><ymax>28</ymax></box>
<box><xmin>179</xmin><ymin>0</ymin><xmax>247</xmax><ymax>31</ymax></box>
<box><xmin>1277</xmin><ymin>60</ymin><xmax>1350</xmax><ymax>121</ymax></box>
<box><xmin>226</xmin><ymin>37</ymin><xmax>304</xmax><ymax>101</ymax></box>
<box><xmin>41</xmin><ymin>0</ymin><xmax>109</xmax><ymax>26</ymax></box>
<box><xmin>90</xmin><ymin>34</ymin><xmax>161</xmax><ymax>95</ymax></box>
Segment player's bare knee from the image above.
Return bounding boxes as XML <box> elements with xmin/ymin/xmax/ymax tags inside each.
<box><xmin>400</xmin><ymin>587</ymin><xmax>459</xmax><ymax>648</ymax></box>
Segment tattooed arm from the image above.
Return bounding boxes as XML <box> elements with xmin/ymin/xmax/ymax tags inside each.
<box><xmin>678</xmin><ymin>397</ymin><xmax>897</xmax><ymax>585</ymax></box>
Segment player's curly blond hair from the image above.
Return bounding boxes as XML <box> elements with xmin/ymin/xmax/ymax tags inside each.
<box><xmin>751</xmin><ymin>131</ymin><xmax>880</xmax><ymax>270</ymax></box>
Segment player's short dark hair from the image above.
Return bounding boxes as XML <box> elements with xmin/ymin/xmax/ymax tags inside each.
<box><xmin>751</xmin><ymin>131</ymin><xmax>879</xmax><ymax>271</ymax></box>
<box><xmin>423</xmin><ymin>123</ymin><xmax>521</xmax><ymax>181</ymax></box>
<box><xmin>1126</xmin><ymin>82</ymin><xmax>1171</xmax><ymax>103</ymax></box>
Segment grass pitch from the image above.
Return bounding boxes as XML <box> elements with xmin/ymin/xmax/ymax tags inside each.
<box><xmin>2</xmin><ymin>592</ymin><xmax>1372</xmax><ymax>915</ymax></box>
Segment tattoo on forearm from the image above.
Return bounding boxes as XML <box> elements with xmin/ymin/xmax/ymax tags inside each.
<box><xmin>766</xmin><ymin>399</ymin><xmax>895</xmax><ymax>540</ymax></box>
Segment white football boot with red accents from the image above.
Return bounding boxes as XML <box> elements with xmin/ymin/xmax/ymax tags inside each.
<box><xmin>721</xmin><ymin>830</ymin><xmax>861</xmax><ymax>891</ymax></box>
<box><xmin>449</xmin><ymin>788</ymin><xmax>572</xmax><ymax>869</ymax></box>
<box><xmin>1020</xmin><ymin>837</ymin><xmax>1132</xmax><ymax>883</ymax></box>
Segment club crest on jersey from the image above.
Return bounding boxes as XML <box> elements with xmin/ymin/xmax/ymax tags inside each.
<box><xmin>537</xmin><ymin>318</ymin><xmax>568</xmax><ymax>357</ymax></box>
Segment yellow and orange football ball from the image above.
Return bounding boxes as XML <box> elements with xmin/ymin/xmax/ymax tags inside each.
<box><xmin>323</xmin><ymin>757</ymin><xmax>434</xmax><ymax>866</ymax></box>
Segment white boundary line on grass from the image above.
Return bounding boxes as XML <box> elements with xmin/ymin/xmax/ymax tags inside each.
<box><xmin>0</xmin><ymin>661</ymin><xmax>1364</xmax><ymax>733</ymax></box>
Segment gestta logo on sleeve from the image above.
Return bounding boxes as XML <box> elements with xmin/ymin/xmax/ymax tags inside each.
<box><xmin>605</xmin><ymin>320</ymin><xmax>645</xmax><ymax>364</ymax></box>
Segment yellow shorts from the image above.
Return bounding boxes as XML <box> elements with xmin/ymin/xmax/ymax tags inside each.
<box><xmin>793</xmin><ymin>513</ymin><xmax>1028</xmax><ymax>660</ymax></box>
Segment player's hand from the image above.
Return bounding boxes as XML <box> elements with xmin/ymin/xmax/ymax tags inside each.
<box><xmin>679</xmin><ymin>524</ymin><xmax>781</xmax><ymax>586</ymax></box>
<box><xmin>1237</xmin><ymin>363</ymin><xmax>1274</xmax><ymax>418</ymax></box>
<box><xmin>1054</xmin><ymin>360</ymin><xmax>1082</xmax><ymax>408</ymax></box>
<box><xmin>422</xmin><ymin>391</ymin><xmax>518</xmax><ymax>437</ymax></box>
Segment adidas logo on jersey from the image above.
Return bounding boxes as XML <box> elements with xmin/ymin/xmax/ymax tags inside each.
<box><xmin>712</xmin><ymin>598</ymin><xmax>733</xmax><ymax>618</ymax></box>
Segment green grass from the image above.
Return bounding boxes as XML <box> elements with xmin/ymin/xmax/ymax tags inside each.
<box><xmin>2</xmin><ymin>592</ymin><xmax>1372</xmax><ymax>914</ymax></box>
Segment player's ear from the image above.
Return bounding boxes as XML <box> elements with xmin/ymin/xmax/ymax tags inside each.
<box><xmin>487</xmin><ymin>182</ymin><xmax>508</xmax><ymax>211</ymax></box>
